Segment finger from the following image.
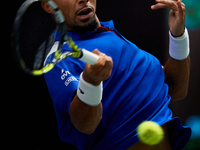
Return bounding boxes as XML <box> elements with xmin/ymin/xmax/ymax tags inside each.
<box><xmin>181</xmin><ymin>3</ymin><xmax>185</xmax><ymax>8</ymax></box>
<box><xmin>94</xmin><ymin>55</ymin><xmax>113</xmax><ymax>79</ymax></box>
<box><xmin>103</xmin><ymin>56</ymin><xmax>113</xmax><ymax>78</ymax></box>
<box><xmin>92</xmin><ymin>49</ymin><xmax>101</xmax><ymax>56</ymax></box>
<box><xmin>175</xmin><ymin>0</ymin><xmax>182</xmax><ymax>2</ymax></box>
<box><xmin>177</xmin><ymin>0</ymin><xmax>183</xmax><ymax>11</ymax></box>
<box><xmin>181</xmin><ymin>3</ymin><xmax>185</xmax><ymax>12</ymax></box>
<box><xmin>151</xmin><ymin>0</ymin><xmax>178</xmax><ymax>11</ymax></box>
<box><xmin>178</xmin><ymin>1</ymin><xmax>185</xmax><ymax>13</ymax></box>
<box><xmin>151</xmin><ymin>3</ymin><xmax>172</xmax><ymax>10</ymax></box>
<box><xmin>151</xmin><ymin>3</ymin><xmax>178</xmax><ymax>11</ymax></box>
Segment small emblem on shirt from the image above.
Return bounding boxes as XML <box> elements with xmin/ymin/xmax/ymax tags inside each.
<box><xmin>65</xmin><ymin>76</ymin><xmax>78</xmax><ymax>86</ymax></box>
<box><xmin>79</xmin><ymin>88</ymin><xmax>84</xmax><ymax>94</ymax></box>
<box><xmin>61</xmin><ymin>69</ymin><xmax>78</xmax><ymax>86</ymax></box>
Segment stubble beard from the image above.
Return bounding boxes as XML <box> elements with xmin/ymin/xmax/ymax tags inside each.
<box><xmin>68</xmin><ymin>15</ymin><xmax>98</xmax><ymax>34</ymax></box>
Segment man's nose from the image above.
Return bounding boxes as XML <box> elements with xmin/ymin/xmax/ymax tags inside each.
<box><xmin>78</xmin><ymin>0</ymin><xmax>89</xmax><ymax>5</ymax></box>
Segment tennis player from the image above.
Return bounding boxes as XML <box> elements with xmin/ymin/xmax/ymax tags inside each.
<box><xmin>43</xmin><ymin>0</ymin><xmax>191</xmax><ymax>149</ymax></box>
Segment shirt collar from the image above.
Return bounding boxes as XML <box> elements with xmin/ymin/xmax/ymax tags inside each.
<box><xmin>68</xmin><ymin>20</ymin><xmax>115</xmax><ymax>40</ymax></box>
<box><xmin>54</xmin><ymin>20</ymin><xmax>116</xmax><ymax>41</ymax></box>
<box><xmin>100</xmin><ymin>20</ymin><xmax>115</xmax><ymax>30</ymax></box>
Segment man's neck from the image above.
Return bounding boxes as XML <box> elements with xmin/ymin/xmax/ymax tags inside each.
<box><xmin>66</xmin><ymin>15</ymin><xmax>101</xmax><ymax>34</ymax></box>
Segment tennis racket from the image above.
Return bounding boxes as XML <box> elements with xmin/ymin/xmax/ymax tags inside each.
<box><xmin>12</xmin><ymin>0</ymin><xmax>99</xmax><ymax>76</ymax></box>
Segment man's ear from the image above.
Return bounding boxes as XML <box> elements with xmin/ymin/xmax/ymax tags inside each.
<box><xmin>41</xmin><ymin>1</ymin><xmax>53</xmax><ymax>13</ymax></box>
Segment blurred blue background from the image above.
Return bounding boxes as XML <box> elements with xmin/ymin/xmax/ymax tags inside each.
<box><xmin>184</xmin><ymin>0</ymin><xmax>200</xmax><ymax>29</ymax></box>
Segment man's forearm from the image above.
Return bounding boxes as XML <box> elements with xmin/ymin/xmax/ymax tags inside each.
<box><xmin>69</xmin><ymin>49</ymin><xmax>112</xmax><ymax>134</ymax></box>
<box><xmin>69</xmin><ymin>95</ymin><xmax>103</xmax><ymax>134</ymax></box>
<box><xmin>164</xmin><ymin>56</ymin><xmax>190</xmax><ymax>101</ymax></box>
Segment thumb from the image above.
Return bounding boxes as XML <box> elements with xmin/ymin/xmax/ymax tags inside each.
<box><xmin>92</xmin><ymin>49</ymin><xmax>101</xmax><ymax>55</ymax></box>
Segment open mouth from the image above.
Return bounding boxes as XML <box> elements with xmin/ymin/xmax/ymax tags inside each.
<box><xmin>77</xmin><ymin>8</ymin><xmax>93</xmax><ymax>16</ymax></box>
<box><xmin>76</xmin><ymin>7</ymin><xmax>94</xmax><ymax>20</ymax></box>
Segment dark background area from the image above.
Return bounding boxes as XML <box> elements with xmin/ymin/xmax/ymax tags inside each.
<box><xmin>2</xmin><ymin>0</ymin><xmax>200</xmax><ymax>149</ymax></box>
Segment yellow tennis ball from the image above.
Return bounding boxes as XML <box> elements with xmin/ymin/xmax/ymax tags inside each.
<box><xmin>137</xmin><ymin>121</ymin><xmax>164</xmax><ymax>145</ymax></box>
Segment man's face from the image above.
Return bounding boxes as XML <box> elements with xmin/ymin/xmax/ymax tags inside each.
<box><xmin>53</xmin><ymin>0</ymin><xmax>98</xmax><ymax>33</ymax></box>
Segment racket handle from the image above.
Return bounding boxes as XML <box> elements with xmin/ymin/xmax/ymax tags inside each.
<box><xmin>80</xmin><ymin>49</ymin><xmax>99</xmax><ymax>65</ymax></box>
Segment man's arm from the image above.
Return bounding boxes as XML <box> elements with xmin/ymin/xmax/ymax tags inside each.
<box><xmin>164</xmin><ymin>56</ymin><xmax>190</xmax><ymax>101</ymax></box>
<box><xmin>152</xmin><ymin>0</ymin><xmax>190</xmax><ymax>101</ymax></box>
<box><xmin>69</xmin><ymin>95</ymin><xmax>103</xmax><ymax>134</ymax></box>
<box><xmin>69</xmin><ymin>49</ymin><xmax>113</xmax><ymax>134</ymax></box>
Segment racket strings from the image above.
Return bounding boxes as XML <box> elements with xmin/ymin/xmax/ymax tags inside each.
<box><xmin>33</xmin><ymin>35</ymin><xmax>55</xmax><ymax>69</ymax></box>
<box><xmin>13</xmin><ymin>0</ymin><xmax>91</xmax><ymax>75</ymax></box>
<box><xmin>18</xmin><ymin>1</ymin><xmax>56</xmax><ymax>70</ymax></box>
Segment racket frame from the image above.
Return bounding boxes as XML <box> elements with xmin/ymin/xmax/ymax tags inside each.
<box><xmin>13</xmin><ymin>0</ymin><xmax>99</xmax><ymax>76</ymax></box>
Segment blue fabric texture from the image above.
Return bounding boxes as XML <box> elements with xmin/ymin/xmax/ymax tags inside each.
<box><xmin>44</xmin><ymin>20</ymin><xmax>191</xmax><ymax>150</ymax></box>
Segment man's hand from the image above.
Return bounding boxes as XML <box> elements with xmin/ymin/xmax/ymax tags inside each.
<box><xmin>82</xmin><ymin>49</ymin><xmax>113</xmax><ymax>86</ymax></box>
<box><xmin>151</xmin><ymin>0</ymin><xmax>185</xmax><ymax>37</ymax></box>
<box><xmin>69</xmin><ymin>49</ymin><xmax>113</xmax><ymax>134</ymax></box>
<box><xmin>151</xmin><ymin>0</ymin><xmax>190</xmax><ymax>101</ymax></box>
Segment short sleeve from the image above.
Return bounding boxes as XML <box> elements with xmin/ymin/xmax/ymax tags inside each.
<box><xmin>44</xmin><ymin>60</ymin><xmax>80</xmax><ymax>114</ymax></box>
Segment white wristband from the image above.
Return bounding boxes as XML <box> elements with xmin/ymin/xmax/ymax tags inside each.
<box><xmin>77</xmin><ymin>73</ymin><xmax>103</xmax><ymax>106</ymax></box>
<box><xmin>169</xmin><ymin>28</ymin><xmax>190</xmax><ymax>60</ymax></box>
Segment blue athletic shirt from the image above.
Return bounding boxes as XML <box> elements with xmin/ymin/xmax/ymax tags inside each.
<box><xmin>44</xmin><ymin>20</ymin><xmax>191</xmax><ymax>150</ymax></box>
